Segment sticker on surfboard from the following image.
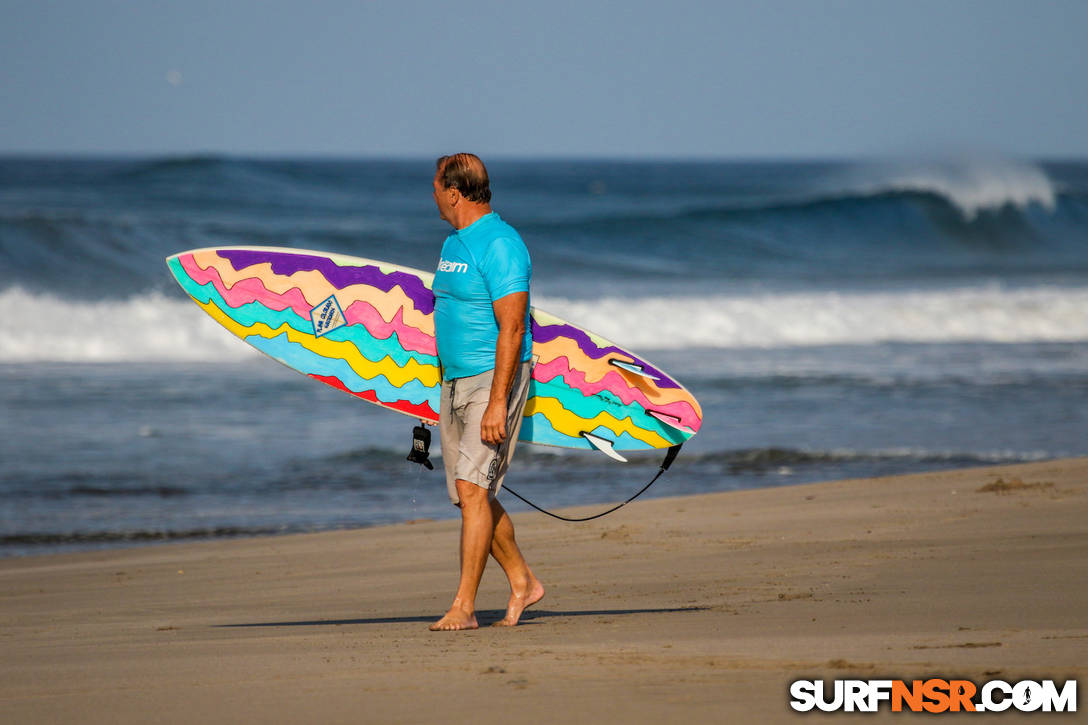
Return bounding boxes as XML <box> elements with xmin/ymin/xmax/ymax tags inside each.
<box><xmin>310</xmin><ymin>295</ymin><xmax>346</xmax><ymax>337</ymax></box>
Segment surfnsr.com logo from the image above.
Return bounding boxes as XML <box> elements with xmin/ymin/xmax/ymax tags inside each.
<box><xmin>789</xmin><ymin>678</ymin><xmax>1077</xmax><ymax>713</ymax></box>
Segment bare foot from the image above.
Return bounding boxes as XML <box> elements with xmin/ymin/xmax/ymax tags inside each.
<box><xmin>493</xmin><ymin>577</ymin><xmax>545</xmax><ymax>627</ymax></box>
<box><xmin>429</xmin><ymin>607</ymin><xmax>478</xmax><ymax>631</ymax></box>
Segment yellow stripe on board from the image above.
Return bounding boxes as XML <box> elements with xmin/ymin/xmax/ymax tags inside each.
<box><xmin>198</xmin><ymin>298</ymin><xmax>440</xmax><ymax>389</ymax></box>
<box><xmin>523</xmin><ymin>395</ymin><xmax>672</xmax><ymax>449</ymax></box>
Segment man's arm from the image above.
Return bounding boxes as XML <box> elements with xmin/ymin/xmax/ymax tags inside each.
<box><xmin>480</xmin><ymin>291</ymin><xmax>528</xmax><ymax>445</ymax></box>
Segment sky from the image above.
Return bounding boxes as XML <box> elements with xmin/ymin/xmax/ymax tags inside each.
<box><xmin>2</xmin><ymin>0</ymin><xmax>1087</xmax><ymax>159</ymax></box>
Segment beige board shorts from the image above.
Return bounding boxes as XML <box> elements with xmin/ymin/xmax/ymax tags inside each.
<box><xmin>439</xmin><ymin>360</ymin><xmax>532</xmax><ymax>505</ymax></box>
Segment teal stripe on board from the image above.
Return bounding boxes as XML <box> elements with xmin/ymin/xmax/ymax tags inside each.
<box><xmin>251</xmin><ymin>332</ymin><xmax>440</xmax><ymax>409</ymax></box>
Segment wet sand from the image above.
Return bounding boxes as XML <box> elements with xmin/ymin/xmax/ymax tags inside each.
<box><xmin>2</xmin><ymin>458</ymin><xmax>1085</xmax><ymax>723</ymax></box>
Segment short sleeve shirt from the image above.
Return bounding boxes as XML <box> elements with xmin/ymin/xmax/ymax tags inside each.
<box><xmin>433</xmin><ymin>212</ymin><xmax>532</xmax><ymax>380</ymax></box>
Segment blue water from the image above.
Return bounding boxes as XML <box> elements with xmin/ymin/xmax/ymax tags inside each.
<box><xmin>2</xmin><ymin>156</ymin><xmax>1087</xmax><ymax>556</ymax></box>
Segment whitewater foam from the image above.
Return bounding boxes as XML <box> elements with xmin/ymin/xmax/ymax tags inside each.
<box><xmin>0</xmin><ymin>287</ymin><xmax>256</xmax><ymax>363</ymax></box>
<box><xmin>539</xmin><ymin>284</ymin><xmax>1088</xmax><ymax>350</ymax></box>
<box><xmin>8</xmin><ymin>278</ymin><xmax>1083</xmax><ymax>362</ymax></box>
<box><xmin>3</xmin><ymin>283</ymin><xmax>1088</xmax><ymax>362</ymax></box>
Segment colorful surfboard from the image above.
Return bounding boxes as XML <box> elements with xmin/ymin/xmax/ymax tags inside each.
<box><xmin>166</xmin><ymin>247</ymin><xmax>701</xmax><ymax>458</ymax></box>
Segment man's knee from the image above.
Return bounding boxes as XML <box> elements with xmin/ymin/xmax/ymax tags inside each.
<box><xmin>455</xmin><ymin>479</ymin><xmax>490</xmax><ymax>509</ymax></box>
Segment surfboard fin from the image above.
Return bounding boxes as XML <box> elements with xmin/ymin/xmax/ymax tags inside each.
<box><xmin>609</xmin><ymin>359</ymin><xmax>660</xmax><ymax>382</ymax></box>
<box><xmin>581</xmin><ymin>431</ymin><xmax>628</xmax><ymax>463</ymax></box>
<box><xmin>647</xmin><ymin>409</ymin><xmax>696</xmax><ymax>435</ymax></box>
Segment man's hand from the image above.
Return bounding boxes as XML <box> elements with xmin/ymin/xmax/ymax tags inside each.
<box><xmin>481</xmin><ymin>398</ymin><xmax>508</xmax><ymax>445</ymax></box>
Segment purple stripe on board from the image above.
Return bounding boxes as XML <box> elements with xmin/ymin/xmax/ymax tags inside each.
<box><xmin>530</xmin><ymin>319</ymin><xmax>678</xmax><ymax>389</ymax></box>
<box><xmin>219</xmin><ymin>249</ymin><xmax>435</xmax><ymax>315</ymax></box>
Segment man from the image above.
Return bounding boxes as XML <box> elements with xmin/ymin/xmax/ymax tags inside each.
<box><xmin>429</xmin><ymin>153</ymin><xmax>544</xmax><ymax>631</ymax></box>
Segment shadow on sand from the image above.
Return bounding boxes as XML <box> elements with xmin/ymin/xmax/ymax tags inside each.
<box><xmin>216</xmin><ymin>606</ymin><xmax>705</xmax><ymax>628</ymax></box>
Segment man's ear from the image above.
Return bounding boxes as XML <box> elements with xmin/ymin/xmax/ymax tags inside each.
<box><xmin>447</xmin><ymin>187</ymin><xmax>460</xmax><ymax>207</ymax></box>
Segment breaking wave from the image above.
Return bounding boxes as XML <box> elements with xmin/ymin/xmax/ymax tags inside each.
<box><xmin>845</xmin><ymin>158</ymin><xmax>1059</xmax><ymax>220</ymax></box>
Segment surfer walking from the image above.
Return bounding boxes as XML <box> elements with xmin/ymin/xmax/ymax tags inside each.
<box><xmin>429</xmin><ymin>153</ymin><xmax>544</xmax><ymax>631</ymax></box>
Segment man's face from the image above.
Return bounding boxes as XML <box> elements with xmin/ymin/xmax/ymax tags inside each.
<box><xmin>433</xmin><ymin>171</ymin><xmax>455</xmax><ymax>225</ymax></box>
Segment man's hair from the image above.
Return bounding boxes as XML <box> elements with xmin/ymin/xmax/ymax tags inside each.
<box><xmin>436</xmin><ymin>153</ymin><xmax>492</xmax><ymax>203</ymax></box>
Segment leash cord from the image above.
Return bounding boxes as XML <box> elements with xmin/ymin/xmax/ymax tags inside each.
<box><xmin>502</xmin><ymin>444</ymin><xmax>682</xmax><ymax>522</ymax></box>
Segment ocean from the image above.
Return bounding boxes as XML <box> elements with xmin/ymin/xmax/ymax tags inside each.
<box><xmin>2</xmin><ymin>156</ymin><xmax>1086</xmax><ymax>556</ymax></box>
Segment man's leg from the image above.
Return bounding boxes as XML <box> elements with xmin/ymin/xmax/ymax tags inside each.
<box><xmin>487</xmin><ymin>498</ymin><xmax>544</xmax><ymax>627</ymax></box>
<box><xmin>430</xmin><ymin>479</ymin><xmax>493</xmax><ymax>631</ymax></box>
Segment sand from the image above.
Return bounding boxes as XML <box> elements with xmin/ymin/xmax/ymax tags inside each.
<box><xmin>1</xmin><ymin>458</ymin><xmax>1085</xmax><ymax>723</ymax></box>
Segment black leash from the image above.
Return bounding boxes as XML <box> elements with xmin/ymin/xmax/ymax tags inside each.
<box><xmin>407</xmin><ymin>423</ymin><xmax>683</xmax><ymax>522</ymax></box>
<box><xmin>502</xmin><ymin>444</ymin><xmax>682</xmax><ymax>522</ymax></box>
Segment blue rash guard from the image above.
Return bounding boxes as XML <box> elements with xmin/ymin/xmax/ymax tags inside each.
<box><xmin>433</xmin><ymin>212</ymin><xmax>532</xmax><ymax>381</ymax></box>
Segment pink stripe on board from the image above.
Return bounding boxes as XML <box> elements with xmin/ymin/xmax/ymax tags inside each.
<box><xmin>181</xmin><ymin>255</ymin><xmax>314</xmax><ymax>316</ymax></box>
<box><xmin>532</xmin><ymin>357</ymin><xmax>701</xmax><ymax>432</ymax></box>
<box><xmin>228</xmin><ymin>276</ymin><xmax>314</xmax><ymax>316</ymax></box>
<box><xmin>342</xmin><ymin>300</ymin><xmax>436</xmax><ymax>356</ymax></box>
